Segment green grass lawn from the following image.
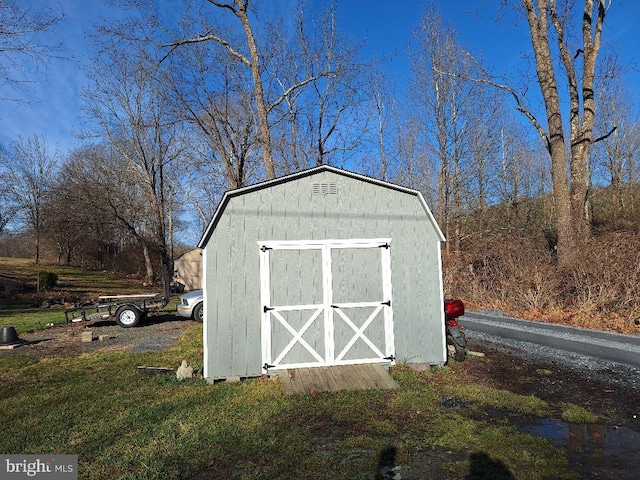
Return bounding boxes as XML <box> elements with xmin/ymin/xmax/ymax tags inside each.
<box><xmin>0</xmin><ymin>257</ymin><xmax>176</xmax><ymax>334</ymax></box>
<box><xmin>0</xmin><ymin>325</ymin><xmax>585</xmax><ymax>480</ymax></box>
<box><xmin>0</xmin><ymin>259</ymin><xmax>588</xmax><ymax>479</ymax></box>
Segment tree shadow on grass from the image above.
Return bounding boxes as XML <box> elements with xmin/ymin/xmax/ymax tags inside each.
<box><xmin>464</xmin><ymin>452</ymin><xmax>515</xmax><ymax>480</ymax></box>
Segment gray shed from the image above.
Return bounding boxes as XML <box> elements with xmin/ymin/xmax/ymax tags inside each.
<box><xmin>197</xmin><ymin>165</ymin><xmax>446</xmax><ymax>380</ymax></box>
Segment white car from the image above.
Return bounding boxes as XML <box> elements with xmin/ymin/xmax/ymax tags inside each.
<box><xmin>177</xmin><ymin>290</ymin><xmax>203</xmax><ymax>322</ymax></box>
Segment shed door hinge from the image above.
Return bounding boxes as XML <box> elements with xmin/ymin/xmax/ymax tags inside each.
<box><xmin>264</xmin><ymin>306</ymin><xmax>274</xmax><ymax>313</ymax></box>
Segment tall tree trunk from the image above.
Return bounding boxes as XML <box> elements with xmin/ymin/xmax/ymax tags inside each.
<box><xmin>549</xmin><ymin>138</ymin><xmax>575</xmax><ymax>264</ymax></box>
<box><xmin>141</xmin><ymin>240</ymin><xmax>155</xmax><ymax>286</ymax></box>
<box><xmin>235</xmin><ymin>0</ymin><xmax>276</xmax><ymax>179</ymax></box>
<box><xmin>569</xmin><ymin>0</ymin><xmax>605</xmax><ymax>237</ymax></box>
<box><xmin>520</xmin><ymin>0</ymin><xmax>608</xmax><ymax>267</ymax></box>
<box><xmin>521</xmin><ymin>1</ymin><xmax>573</xmax><ymax>266</ymax></box>
<box><xmin>34</xmin><ymin>217</ymin><xmax>41</xmax><ymax>264</ymax></box>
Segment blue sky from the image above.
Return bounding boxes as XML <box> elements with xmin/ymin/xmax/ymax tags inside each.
<box><xmin>1</xmin><ymin>0</ymin><xmax>638</xmax><ymax>154</ymax></box>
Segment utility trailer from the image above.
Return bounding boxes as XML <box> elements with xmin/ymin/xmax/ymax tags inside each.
<box><xmin>64</xmin><ymin>293</ymin><xmax>169</xmax><ymax>328</ymax></box>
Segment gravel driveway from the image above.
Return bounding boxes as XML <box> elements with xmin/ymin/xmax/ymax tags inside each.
<box><xmin>2</xmin><ymin>313</ymin><xmax>196</xmax><ymax>357</ymax></box>
<box><xmin>462</xmin><ymin>310</ymin><xmax>640</xmax><ymax>392</ymax></box>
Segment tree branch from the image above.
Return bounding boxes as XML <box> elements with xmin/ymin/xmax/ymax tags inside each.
<box><xmin>268</xmin><ymin>72</ymin><xmax>337</xmax><ymax>113</ymax></box>
<box><xmin>591</xmin><ymin>125</ymin><xmax>617</xmax><ymax>144</ymax></box>
<box><xmin>160</xmin><ymin>34</ymin><xmax>250</xmax><ymax>66</ymax></box>
<box><xmin>433</xmin><ymin>62</ymin><xmax>550</xmax><ymax>152</ymax></box>
<box><xmin>207</xmin><ymin>0</ymin><xmax>238</xmax><ymax>14</ymax></box>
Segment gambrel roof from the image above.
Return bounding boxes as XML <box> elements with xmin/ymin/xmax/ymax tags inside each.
<box><xmin>198</xmin><ymin>165</ymin><xmax>445</xmax><ymax>248</ymax></box>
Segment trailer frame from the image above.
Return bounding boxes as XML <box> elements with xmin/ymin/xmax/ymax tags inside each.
<box><xmin>65</xmin><ymin>293</ymin><xmax>169</xmax><ymax>328</ymax></box>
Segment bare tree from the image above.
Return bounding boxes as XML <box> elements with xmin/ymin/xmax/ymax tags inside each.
<box><xmin>155</xmin><ymin>25</ymin><xmax>263</xmax><ymax>229</ymax></box>
<box><xmin>178</xmin><ymin>0</ymin><xmax>277</xmax><ymax>178</ymax></box>
<box><xmin>433</xmin><ymin>1</ymin><xmax>614</xmax><ymax>266</ymax></box>
<box><xmin>284</xmin><ymin>0</ymin><xmax>369</xmax><ymax>168</ymax></box>
<box><xmin>478</xmin><ymin>0</ymin><xmax>612</xmax><ymax>267</ymax></box>
<box><xmin>410</xmin><ymin>6</ymin><xmax>488</xmax><ymax>254</ymax></box>
<box><xmin>0</xmin><ymin>134</ymin><xmax>60</xmax><ymax>263</ymax></box>
<box><xmin>101</xmin><ymin>0</ymin><xmax>344</xmax><ymax>180</ymax></box>
<box><xmin>45</xmin><ymin>145</ymin><xmax>152</xmax><ymax>272</ymax></box>
<box><xmin>42</xmin><ymin>177</ymin><xmax>85</xmax><ymax>266</ymax></box>
<box><xmin>81</xmin><ymin>46</ymin><xmax>182</xmax><ymax>286</ymax></box>
<box><xmin>164</xmin><ymin>35</ymin><xmax>262</xmax><ymax>191</ymax></box>
<box><xmin>100</xmin><ymin>0</ymin><xmax>276</xmax><ymax>178</ymax></box>
<box><xmin>366</xmin><ymin>72</ymin><xmax>394</xmax><ymax>181</ymax></box>
<box><xmin>352</xmin><ymin>68</ymin><xmax>435</xmax><ymax>197</ymax></box>
<box><xmin>0</xmin><ymin>155</ymin><xmax>21</xmax><ymax>232</ymax></box>
<box><xmin>592</xmin><ymin>56</ymin><xmax>640</xmax><ymax>216</ymax></box>
<box><xmin>355</xmin><ymin>78</ymin><xmax>433</xmax><ymax>196</ymax></box>
<box><xmin>0</xmin><ymin>0</ymin><xmax>64</xmax><ymax>98</ymax></box>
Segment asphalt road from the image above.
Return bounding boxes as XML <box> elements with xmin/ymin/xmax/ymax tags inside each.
<box><xmin>461</xmin><ymin>311</ymin><xmax>640</xmax><ymax>369</ymax></box>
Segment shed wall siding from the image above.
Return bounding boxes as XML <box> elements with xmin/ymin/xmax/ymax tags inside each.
<box><xmin>204</xmin><ymin>171</ymin><xmax>444</xmax><ymax>379</ymax></box>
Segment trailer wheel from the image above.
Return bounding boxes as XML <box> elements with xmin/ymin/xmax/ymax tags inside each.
<box><xmin>116</xmin><ymin>305</ymin><xmax>142</xmax><ymax>327</ymax></box>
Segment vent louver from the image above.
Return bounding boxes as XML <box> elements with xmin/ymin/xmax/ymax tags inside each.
<box><xmin>312</xmin><ymin>182</ymin><xmax>337</xmax><ymax>195</ymax></box>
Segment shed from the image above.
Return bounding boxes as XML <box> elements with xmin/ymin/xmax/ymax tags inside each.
<box><xmin>173</xmin><ymin>248</ymin><xmax>202</xmax><ymax>291</ymax></box>
<box><xmin>197</xmin><ymin>165</ymin><xmax>446</xmax><ymax>381</ymax></box>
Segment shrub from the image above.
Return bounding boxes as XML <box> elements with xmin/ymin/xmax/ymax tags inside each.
<box><xmin>563</xmin><ymin>232</ymin><xmax>640</xmax><ymax>331</ymax></box>
<box><xmin>444</xmin><ymin>233</ymin><xmax>560</xmax><ymax>311</ymax></box>
<box><xmin>37</xmin><ymin>271</ymin><xmax>58</xmax><ymax>290</ymax></box>
<box><xmin>443</xmin><ymin>229</ymin><xmax>640</xmax><ymax>333</ymax></box>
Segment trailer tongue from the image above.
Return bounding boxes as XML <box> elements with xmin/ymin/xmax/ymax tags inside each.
<box><xmin>65</xmin><ymin>293</ymin><xmax>169</xmax><ymax>328</ymax></box>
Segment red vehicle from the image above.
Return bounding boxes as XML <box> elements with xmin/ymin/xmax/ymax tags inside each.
<box><xmin>444</xmin><ymin>299</ymin><xmax>467</xmax><ymax>361</ymax></box>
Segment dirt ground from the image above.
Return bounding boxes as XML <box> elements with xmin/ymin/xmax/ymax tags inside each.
<box><xmin>454</xmin><ymin>339</ymin><xmax>640</xmax><ymax>480</ymax></box>
<box><xmin>455</xmin><ymin>339</ymin><xmax>640</xmax><ymax>428</ymax></box>
<box><xmin>1</xmin><ymin>314</ymin><xmax>196</xmax><ymax>357</ymax></box>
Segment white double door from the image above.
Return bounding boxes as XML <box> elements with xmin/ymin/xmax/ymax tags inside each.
<box><xmin>259</xmin><ymin>239</ymin><xmax>394</xmax><ymax>371</ymax></box>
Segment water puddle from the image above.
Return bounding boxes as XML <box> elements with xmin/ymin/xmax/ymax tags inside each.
<box><xmin>520</xmin><ymin>418</ymin><xmax>639</xmax><ymax>456</ymax></box>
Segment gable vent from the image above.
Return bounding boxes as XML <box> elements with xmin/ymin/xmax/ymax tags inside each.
<box><xmin>312</xmin><ymin>182</ymin><xmax>338</xmax><ymax>195</ymax></box>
